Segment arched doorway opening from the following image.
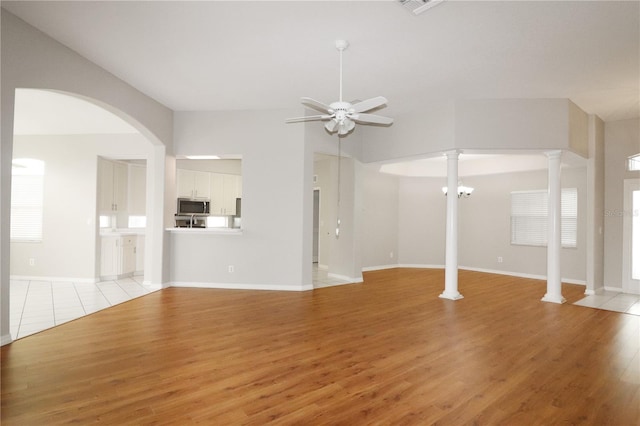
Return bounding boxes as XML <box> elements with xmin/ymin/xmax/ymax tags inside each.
<box><xmin>8</xmin><ymin>88</ymin><xmax>165</xmax><ymax>339</ymax></box>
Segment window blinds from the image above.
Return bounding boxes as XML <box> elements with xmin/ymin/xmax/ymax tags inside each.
<box><xmin>511</xmin><ymin>188</ymin><xmax>577</xmax><ymax>248</ymax></box>
<box><xmin>11</xmin><ymin>159</ymin><xmax>45</xmax><ymax>242</ymax></box>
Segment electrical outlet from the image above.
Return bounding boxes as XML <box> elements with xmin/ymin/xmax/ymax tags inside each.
<box><xmin>389</xmin><ymin>251</ymin><xmax>394</xmax><ymax>259</ymax></box>
<box><xmin>497</xmin><ymin>256</ymin><xmax>503</xmax><ymax>263</ymax></box>
<box><xmin>228</xmin><ymin>265</ymin><xmax>234</xmax><ymax>273</ymax></box>
<box><xmin>29</xmin><ymin>258</ymin><xmax>35</xmax><ymax>266</ymax></box>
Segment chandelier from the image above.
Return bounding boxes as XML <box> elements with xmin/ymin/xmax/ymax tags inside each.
<box><xmin>442</xmin><ymin>184</ymin><xmax>474</xmax><ymax>198</ymax></box>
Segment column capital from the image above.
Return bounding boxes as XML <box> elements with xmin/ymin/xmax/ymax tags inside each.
<box><xmin>444</xmin><ymin>149</ymin><xmax>461</xmax><ymax>159</ymax></box>
<box><xmin>544</xmin><ymin>150</ymin><xmax>563</xmax><ymax>160</ymax></box>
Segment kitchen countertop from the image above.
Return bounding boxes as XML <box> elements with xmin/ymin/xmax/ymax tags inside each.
<box><xmin>166</xmin><ymin>227</ymin><xmax>243</xmax><ymax>235</ymax></box>
<box><xmin>100</xmin><ymin>228</ymin><xmax>147</xmax><ymax>236</ymax></box>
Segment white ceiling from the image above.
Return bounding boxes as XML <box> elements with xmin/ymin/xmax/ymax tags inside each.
<box><xmin>3</xmin><ymin>0</ymin><xmax>639</xmax><ymax>122</ymax></box>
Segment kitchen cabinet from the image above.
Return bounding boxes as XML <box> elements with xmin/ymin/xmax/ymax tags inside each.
<box><xmin>100</xmin><ymin>235</ymin><xmax>136</xmax><ymax>279</ymax></box>
<box><xmin>128</xmin><ymin>164</ymin><xmax>146</xmax><ymax>215</ymax></box>
<box><xmin>98</xmin><ymin>158</ymin><xmax>128</xmax><ymax>213</ymax></box>
<box><xmin>177</xmin><ymin>169</ymin><xmax>210</xmax><ymax>199</ymax></box>
<box><xmin>210</xmin><ymin>173</ymin><xmax>241</xmax><ymax>215</ymax></box>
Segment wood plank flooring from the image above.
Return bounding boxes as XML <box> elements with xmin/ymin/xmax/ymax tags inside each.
<box><xmin>2</xmin><ymin>268</ymin><xmax>639</xmax><ymax>425</ymax></box>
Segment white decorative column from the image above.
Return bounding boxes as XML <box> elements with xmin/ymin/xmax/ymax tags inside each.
<box><xmin>542</xmin><ymin>150</ymin><xmax>566</xmax><ymax>304</ymax></box>
<box><xmin>440</xmin><ymin>150</ymin><xmax>463</xmax><ymax>300</ymax></box>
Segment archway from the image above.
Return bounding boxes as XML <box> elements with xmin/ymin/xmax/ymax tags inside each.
<box><xmin>7</xmin><ymin>88</ymin><xmax>166</xmax><ymax>340</ymax></box>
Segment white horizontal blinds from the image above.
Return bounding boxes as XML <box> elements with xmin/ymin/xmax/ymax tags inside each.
<box><xmin>11</xmin><ymin>159</ymin><xmax>45</xmax><ymax>242</ymax></box>
<box><xmin>561</xmin><ymin>188</ymin><xmax>577</xmax><ymax>248</ymax></box>
<box><xmin>510</xmin><ymin>188</ymin><xmax>577</xmax><ymax>248</ymax></box>
<box><xmin>511</xmin><ymin>190</ymin><xmax>547</xmax><ymax>246</ymax></box>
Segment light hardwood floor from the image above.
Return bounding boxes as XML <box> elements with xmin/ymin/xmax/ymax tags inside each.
<box><xmin>2</xmin><ymin>269</ymin><xmax>639</xmax><ymax>425</ymax></box>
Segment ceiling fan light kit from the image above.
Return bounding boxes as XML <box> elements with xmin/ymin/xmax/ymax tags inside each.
<box><xmin>286</xmin><ymin>39</ymin><xmax>393</xmax><ymax>136</ymax></box>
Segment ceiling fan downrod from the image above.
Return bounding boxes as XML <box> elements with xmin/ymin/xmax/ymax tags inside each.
<box><xmin>335</xmin><ymin>39</ymin><xmax>349</xmax><ymax>103</ymax></box>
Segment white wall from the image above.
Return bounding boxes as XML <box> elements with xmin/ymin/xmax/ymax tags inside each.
<box><xmin>586</xmin><ymin>115</ymin><xmax>605</xmax><ymax>293</ymax></box>
<box><xmin>10</xmin><ymin>134</ymin><xmax>150</xmax><ymax>281</ymax></box>
<box><xmin>454</xmin><ymin>99</ymin><xmax>574</xmax><ymax>151</ymax></box>
<box><xmin>393</xmin><ymin>166</ymin><xmax>587</xmax><ymax>283</ymax></box>
<box><xmin>604</xmin><ymin>118</ymin><xmax>640</xmax><ymax>289</ymax></box>
<box><xmin>361</xmin><ymin>165</ymin><xmax>399</xmax><ymax>269</ymax></box>
<box><xmin>458</xmin><ymin>167</ymin><xmax>587</xmax><ymax>282</ymax></box>
<box><xmin>362</xmin><ymin>102</ymin><xmax>455</xmax><ymax>163</ymax></box>
<box><xmin>171</xmin><ymin>109</ymin><xmax>310</xmax><ymax>289</ymax></box>
<box><xmin>1</xmin><ymin>10</ymin><xmax>173</xmax><ymax>344</ymax></box>
<box><xmin>397</xmin><ymin>177</ymin><xmax>447</xmax><ymax>267</ymax></box>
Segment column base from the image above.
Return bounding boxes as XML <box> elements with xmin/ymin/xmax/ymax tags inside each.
<box><xmin>541</xmin><ymin>294</ymin><xmax>566</xmax><ymax>304</ymax></box>
<box><xmin>439</xmin><ymin>292</ymin><xmax>464</xmax><ymax>301</ymax></box>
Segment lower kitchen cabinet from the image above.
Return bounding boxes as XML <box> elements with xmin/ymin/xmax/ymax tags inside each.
<box><xmin>100</xmin><ymin>235</ymin><xmax>137</xmax><ymax>279</ymax></box>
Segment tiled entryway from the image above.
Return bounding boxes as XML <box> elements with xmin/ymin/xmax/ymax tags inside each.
<box><xmin>10</xmin><ymin>270</ymin><xmax>349</xmax><ymax>340</ymax></box>
<box><xmin>312</xmin><ymin>265</ymin><xmax>351</xmax><ymax>288</ymax></box>
<box><xmin>10</xmin><ymin>277</ymin><xmax>161</xmax><ymax>340</ymax></box>
<box><xmin>574</xmin><ymin>291</ymin><xmax>640</xmax><ymax>316</ymax></box>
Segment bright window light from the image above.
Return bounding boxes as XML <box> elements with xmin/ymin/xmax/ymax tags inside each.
<box><xmin>128</xmin><ymin>216</ymin><xmax>147</xmax><ymax>228</ymax></box>
<box><xmin>99</xmin><ymin>215</ymin><xmax>111</xmax><ymax>228</ymax></box>
<box><xmin>629</xmin><ymin>154</ymin><xmax>640</xmax><ymax>171</ymax></box>
<box><xmin>207</xmin><ymin>216</ymin><xmax>227</xmax><ymax>228</ymax></box>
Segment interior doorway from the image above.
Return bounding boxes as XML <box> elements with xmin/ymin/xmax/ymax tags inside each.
<box><xmin>623</xmin><ymin>178</ymin><xmax>640</xmax><ymax>294</ymax></box>
<box><xmin>9</xmin><ymin>89</ymin><xmax>156</xmax><ymax>340</ymax></box>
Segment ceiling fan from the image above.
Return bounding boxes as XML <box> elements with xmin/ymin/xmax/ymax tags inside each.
<box><xmin>285</xmin><ymin>40</ymin><xmax>393</xmax><ymax>136</ymax></box>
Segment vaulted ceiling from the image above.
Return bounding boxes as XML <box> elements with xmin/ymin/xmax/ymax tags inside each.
<box><xmin>3</xmin><ymin>1</ymin><xmax>639</xmax><ymax>122</ymax></box>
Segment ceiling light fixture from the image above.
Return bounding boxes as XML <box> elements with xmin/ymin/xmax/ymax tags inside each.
<box><xmin>398</xmin><ymin>0</ymin><xmax>445</xmax><ymax>15</ymax></box>
<box><xmin>442</xmin><ymin>183</ymin><xmax>474</xmax><ymax>198</ymax></box>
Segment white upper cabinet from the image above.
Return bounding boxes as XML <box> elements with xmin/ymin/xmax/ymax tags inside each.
<box><xmin>210</xmin><ymin>173</ymin><xmax>241</xmax><ymax>215</ymax></box>
<box><xmin>177</xmin><ymin>169</ymin><xmax>210</xmax><ymax>199</ymax></box>
<box><xmin>98</xmin><ymin>158</ymin><xmax>128</xmax><ymax>213</ymax></box>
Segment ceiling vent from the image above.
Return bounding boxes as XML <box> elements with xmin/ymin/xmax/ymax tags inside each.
<box><xmin>398</xmin><ymin>0</ymin><xmax>445</xmax><ymax>15</ymax></box>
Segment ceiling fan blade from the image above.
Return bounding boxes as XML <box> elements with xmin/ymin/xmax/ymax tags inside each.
<box><xmin>301</xmin><ymin>97</ymin><xmax>333</xmax><ymax>114</ymax></box>
<box><xmin>285</xmin><ymin>114</ymin><xmax>332</xmax><ymax>123</ymax></box>
<box><xmin>350</xmin><ymin>96</ymin><xmax>388</xmax><ymax>113</ymax></box>
<box><xmin>324</xmin><ymin>119</ymin><xmax>338</xmax><ymax>133</ymax></box>
<box><xmin>350</xmin><ymin>113</ymin><xmax>393</xmax><ymax>125</ymax></box>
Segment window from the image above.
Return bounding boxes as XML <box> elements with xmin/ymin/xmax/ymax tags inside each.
<box><xmin>511</xmin><ymin>188</ymin><xmax>577</xmax><ymax>248</ymax></box>
<box><xmin>128</xmin><ymin>216</ymin><xmax>147</xmax><ymax>228</ymax></box>
<box><xmin>11</xmin><ymin>159</ymin><xmax>45</xmax><ymax>242</ymax></box>
<box><xmin>629</xmin><ymin>154</ymin><xmax>640</xmax><ymax>171</ymax></box>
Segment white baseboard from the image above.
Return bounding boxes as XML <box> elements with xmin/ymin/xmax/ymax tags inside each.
<box><xmin>10</xmin><ymin>275</ymin><xmax>98</xmax><ymax>284</ymax></box>
<box><xmin>317</xmin><ymin>264</ymin><xmax>328</xmax><ymax>270</ymax></box>
<box><xmin>604</xmin><ymin>286</ymin><xmax>623</xmax><ymax>293</ymax></box>
<box><xmin>362</xmin><ymin>264</ymin><xmax>398</xmax><ymax>272</ymax></box>
<box><xmin>171</xmin><ymin>282</ymin><xmax>314</xmax><ymax>292</ymax></box>
<box><xmin>361</xmin><ymin>264</ymin><xmax>586</xmax><ymax>286</ymax></box>
<box><xmin>327</xmin><ymin>273</ymin><xmax>363</xmax><ymax>283</ymax></box>
<box><xmin>362</xmin><ymin>264</ymin><xmax>444</xmax><ymax>272</ymax></box>
<box><xmin>458</xmin><ymin>266</ymin><xmax>586</xmax><ymax>286</ymax></box>
<box><xmin>398</xmin><ymin>263</ymin><xmax>445</xmax><ymax>269</ymax></box>
<box><xmin>1</xmin><ymin>333</ymin><xmax>13</xmax><ymax>346</ymax></box>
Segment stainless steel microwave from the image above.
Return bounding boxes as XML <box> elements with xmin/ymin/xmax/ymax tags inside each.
<box><xmin>177</xmin><ymin>198</ymin><xmax>210</xmax><ymax>215</ymax></box>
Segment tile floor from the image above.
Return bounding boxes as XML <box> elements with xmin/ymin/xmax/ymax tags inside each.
<box><xmin>10</xmin><ymin>267</ymin><xmax>348</xmax><ymax>341</ymax></box>
<box><xmin>312</xmin><ymin>264</ymin><xmax>351</xmax><ymax>288</ymax></box>
<box><xmin>573</xmin><ymin>291</ymin><xmax>640</xmax><ymax>316</ymax></box>
<box><xmin>10</xmin><ymin>276</ymin><xmax>161</xmax><ymax>340</ymax></box>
